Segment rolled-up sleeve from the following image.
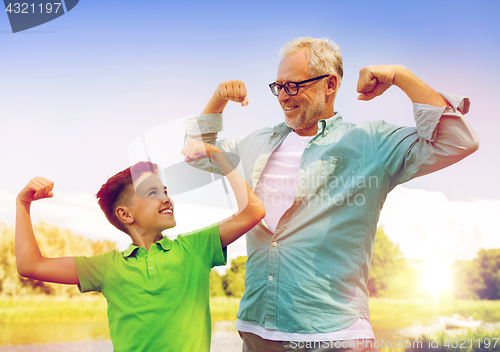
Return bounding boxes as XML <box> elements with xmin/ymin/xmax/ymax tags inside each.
<box><xmin>183</xmin><ymin>113</ymin><xmax>248</xmax><ymax>176</ymax></box>
<box><xmin>183</xmin><ymin>113</ymin><xmax>224</xmax><ymax>145</ymax></box>
<box><xmin>380</xmin><ymin>92</ymin><xmax>479</xmax><ymax>186</ymax></box>
<box><xmin>413</xmin><ymin>92</ymin><xmax>473</xmax><ymax>142</ymax></box>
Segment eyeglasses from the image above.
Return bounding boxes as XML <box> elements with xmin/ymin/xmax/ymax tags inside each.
<box><xmin>269</xmin><ymin>75</ymin><xmax>329</xmax><ymax>96</ymax></box>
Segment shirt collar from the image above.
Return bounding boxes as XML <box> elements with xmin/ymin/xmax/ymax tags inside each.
<box><xmin>317</xmin><ymin>113</ymin><xmax>342</xmax><ymax>136</ymax></box>
<box><xmin>272</xmin><ymin>113</ymin><xmax>342</xmax><ymax>137</ymax></box>
<box><xmin>122</xmin><ymin>236</ymin><xmax>173</xmax><ymax>257</ymax></box>
<box><xmin>272</xmin><ymin>122</ymin><xmax>292</xmax><ymax>135</ymax></box>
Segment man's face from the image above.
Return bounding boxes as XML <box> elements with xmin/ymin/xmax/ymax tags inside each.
<box><xmin>276</xmin><ymin>49</ymin><xmax>329</xmax><ymax>133</ymax></box>
<box><xmin>128</xmin><ymin>172</ymin><xmax>176</xmax><ymax>233</ymax></box>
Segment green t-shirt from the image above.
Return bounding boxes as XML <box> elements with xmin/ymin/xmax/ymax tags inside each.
<box><xmin>74</xmin><ymin>223</ymin><xmax>226</xmax><ymax>352</ymax></box>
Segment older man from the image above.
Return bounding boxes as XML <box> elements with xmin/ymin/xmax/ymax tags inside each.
<box><xmin>184</xmin><ymin>37</ymin><xmax>478</xmax><ymax>351</ymax></box>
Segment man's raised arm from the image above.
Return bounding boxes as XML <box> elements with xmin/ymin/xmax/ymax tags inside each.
<box><xmin>201</xmin><ymin>80</ymin><xmax>249</xmax><ymax>114</ymax></box>
<box><xmin>184</xmin><ymin>80</ymin><xmax>250</xmax><ymax>176</ymax></box>
<box><xmin>356</xmin><ymin>65</ymin><xmax>479</xmax><ymax>184</ymax></box>
<box><xmin>356</xmin><ymin>65</ymin><xmax>449</xmax><ymax>107</ymax></box>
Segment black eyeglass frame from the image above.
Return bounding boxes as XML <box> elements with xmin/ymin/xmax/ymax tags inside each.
<box><xmin>269</xmin><ymin>75</ymin><xmax>330</xmax><ymax>96</ymax></box>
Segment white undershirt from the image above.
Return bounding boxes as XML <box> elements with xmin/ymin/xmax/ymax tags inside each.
<box><xmin>243</xmin><ymin>130</ymin><xmax>374</xmax><ymax>341</ymax></box>
<box><xmin>235</xmin><ymin>318</ymin><xmax>375</xmax><ymax>342</ymax></box>
<box><xmin>254</xmin><ymin>131</ymin><xmax>313</xmax><ymax>232</ymax></box>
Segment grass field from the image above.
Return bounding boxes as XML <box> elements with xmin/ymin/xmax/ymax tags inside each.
<box><xmin>0</xmin><ymin>294</ymin><xmax>108</xmax><ymax>322</ymax></box>
<box><xmin>369</xmin><ymin>297</ymin><xmax>500</xmax><ymax>331</ymax></box>
<box><xmin>2</xmin><ymin>295</ymin><xmax>500</xmax><ymax>326</ymax></box>
<box><xmin>2</xmin><ymin>295</ymin><xmax>500</xmax><ymax>350</ymax></box>
<box><xmin>0</xmin><ymin>295</ymin><xmax>242</xmax><ymax>323</ymax></box>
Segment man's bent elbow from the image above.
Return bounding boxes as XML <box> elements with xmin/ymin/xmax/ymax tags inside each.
<box><xmin>466</xmin><ymin>134</ymin><xmax>480</xmax><ymax>155</ymax></box>
<box><xmin>457</xmin><ymin>133</ymin><xmax>480</xmax><ymax>158</ymax></box>
<box><xmin>452</xmin><ymin>125</ymin><xmax>480</xmax><ymax>158</ymax></box>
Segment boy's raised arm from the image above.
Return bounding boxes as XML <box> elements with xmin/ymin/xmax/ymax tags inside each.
<box><xmin>181</xmin><ymin>140</ymin><xmax>265</xmax><ymax>248</ymax></box>
<box><xmin>16</xmin><ymin>177</ymin><xmax>79</xmax><ymax>285</ymax></box>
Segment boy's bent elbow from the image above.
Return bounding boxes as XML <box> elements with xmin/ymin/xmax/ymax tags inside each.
<box><xmin>253</xmin><ymin>207</ymin><xmax>266</xmax><ymax>226</ymax></box>
<box><xmin>253</xmin><ymin>206</ymin><xmax>266</xmax><ymax>227</ymax></box>
<box><xmin>251</xmin><ymin>200</ymin><xmax>266</xmax><ymax>223</ymax></box>
<box><xmin>258</xmin><ymin>205</ymin><xmax>266</xmax><ymax>221</ymax></box>
<box><xmin>17</xmin><ymin>265</ymin><xmax>34</xmax><ymax>280</ymax></box>
<box><xmin>16</xmin><ymin>256</ymin><xmax>43</xmax><ymax>280</ymax></box>
<box><xmin>240</xmin><ymin>203</ymin><xmax>266</xmax><ymax>227</ymax></box>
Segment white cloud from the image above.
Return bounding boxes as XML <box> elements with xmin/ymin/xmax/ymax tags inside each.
<box><xmin>379</xmin><ymin>186</ymin><xmax>500</xmax><ymax>267</ymax></box>
<box><xmin>0</xmin><ymin>189</ymin><xmax>130</xmax><ymax>249</ymax></box>
<box><xmin>0</xmin><ymin>189</ymin><xmax>246</xmax><ymax>269</ymax></box>
<box><xmin>3</xmin><ymin>185</ymin><xmax>498</xmax><ymax>274</ymax></box>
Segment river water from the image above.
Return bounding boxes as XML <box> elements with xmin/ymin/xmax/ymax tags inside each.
<box><xmin>0</xmin><ymin>338</ymin><xmax>242</xmax><ymax>352</ymax></box>
<box><xmin>0</xmin><ymin>321</ymin><xmax>242</xmax><ymax>352</ymax></box>
<box><xmin>0</xmin><ymin>321</ymin><xmax>406</xmax><ymax>352</ymax></box>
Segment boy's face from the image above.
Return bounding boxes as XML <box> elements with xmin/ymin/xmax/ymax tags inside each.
<box><xmin>127</xmin><ymin>172</ymin><xmax>176</xmax><ymax>233</ymax></box>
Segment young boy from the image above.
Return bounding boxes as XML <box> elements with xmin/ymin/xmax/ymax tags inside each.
<box><xmin>15</xmin><ymin>140</ymin><xmax>265</xmax><ymax>352</ymax></box>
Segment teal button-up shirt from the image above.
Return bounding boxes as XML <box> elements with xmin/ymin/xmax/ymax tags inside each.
<box><xmin>184</xmin><ymin>92</ymin><xmax>478</xmax><ymax>333</ymax></box>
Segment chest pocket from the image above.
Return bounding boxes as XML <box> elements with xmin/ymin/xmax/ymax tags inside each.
<box><xmin>297</xmin><ymin>156</ymin><xmax>362</xmax><ymax>202</ymax></box>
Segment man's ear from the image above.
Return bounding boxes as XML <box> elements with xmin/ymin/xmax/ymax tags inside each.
<box><xmin>116</xmin><ymin>206</ymin><xmax>134</xmax><ymax>225</ymax></box>
<box><xmin>325</xmin><ymin>75</ymin><xmax>338</xmax><ymax>96</ymax></box>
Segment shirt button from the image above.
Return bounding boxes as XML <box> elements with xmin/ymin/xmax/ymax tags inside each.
<box><xmin>149</xmin><ymin>258</ymin><xmax>153</xmax><ymax>262</ymax></box>
<box><xmin>269</xmin><ymin>276</ymin><xmax>274</xmax><ymax>281</ymax></box>
<box><xmin>149</xmin><ymin>267</ymin><xmax>154</xmax><ymax>271</ymax></box>
<box><xmin>272</xmin><ymin>242</ymin><xmax>277</xmax><ymax>247</ymax></box>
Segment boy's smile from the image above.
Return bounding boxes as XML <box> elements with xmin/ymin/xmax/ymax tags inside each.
<box><xmin>129</xmin><ymin>172</ymin><xmax>176</xmax><ymax>235</ymax></box>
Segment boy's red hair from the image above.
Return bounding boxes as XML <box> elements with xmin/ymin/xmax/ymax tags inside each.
<box><xmin>96</xmin><ymin>161</ymin><xmax>158</xmax><ymax>234</ymax></box>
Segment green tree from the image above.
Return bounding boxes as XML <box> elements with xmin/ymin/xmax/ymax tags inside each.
<box><xmin>451</xmin><ymin>260</ymin><xmax>485</xmax><ymax>300</ymax></box>
<box><xmin>451</xmin><ymin>249</ymin><xmax>500</xmax><ymax>300</ymax></box>
<box><xmin>209</xmin><ymin>269</ymin><xmax>225</xmax><ymax>297</ymax></box>
<box><xmin>0</xmin><ymin>221</ymin><xmax>117</xmax><ymax>297</ymax></box>
<box><xmin>0</xmin><ymin>223</ymin><xmax>18</xmax><ymax>295</ymax></box>
<box><xmin>476</xmin><ymin>249</ymin><xmax>500</xmax><ymax>300</ymax></box>
<box><xmin>368</xmin><ymin>228</ymin><xmax>420</xmax><ymax>298</ymax></box>
<box><xmin>223</xmin><ymin>256</ymin><xmax>247</xmax><ymax>297</ymax></box>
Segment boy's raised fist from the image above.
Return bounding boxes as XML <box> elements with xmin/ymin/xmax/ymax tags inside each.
<box><xmin>181</xmin><ymin>139</ymin><xmax>222</xmax><ymax>162</ymax></box>
<box><xmin>17</xmin><ymin>177</ymin><xmax>54</xmax><ymax>204</ymax></box>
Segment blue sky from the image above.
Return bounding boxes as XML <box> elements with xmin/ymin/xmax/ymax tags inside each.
<box><xmin>1</xmin><ymin>1</ymin><xmax>499</xmax><ymax>268</ymax></box>
<box><xmin>1</xmin><ymin>0</ymin><xmax>498</xmax><ymax>199</ymax></box>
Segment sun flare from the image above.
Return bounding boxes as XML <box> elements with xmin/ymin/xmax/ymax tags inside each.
<box><xmin>420</xmin><ymin>263</ymin><xmax>452</xmax><ymax>298</ymax></box>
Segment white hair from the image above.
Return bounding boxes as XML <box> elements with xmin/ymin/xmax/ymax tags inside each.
<box><xmin>279</xmin><ymin>37</ymin><xmax>343</xmax><ymax>89</ymax></box>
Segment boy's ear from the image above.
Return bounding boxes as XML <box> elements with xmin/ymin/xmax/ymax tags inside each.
<box><xmin>116</xmin><ymin>206</ymin><xmax>134</xmax><ymax>225</ymax></box>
